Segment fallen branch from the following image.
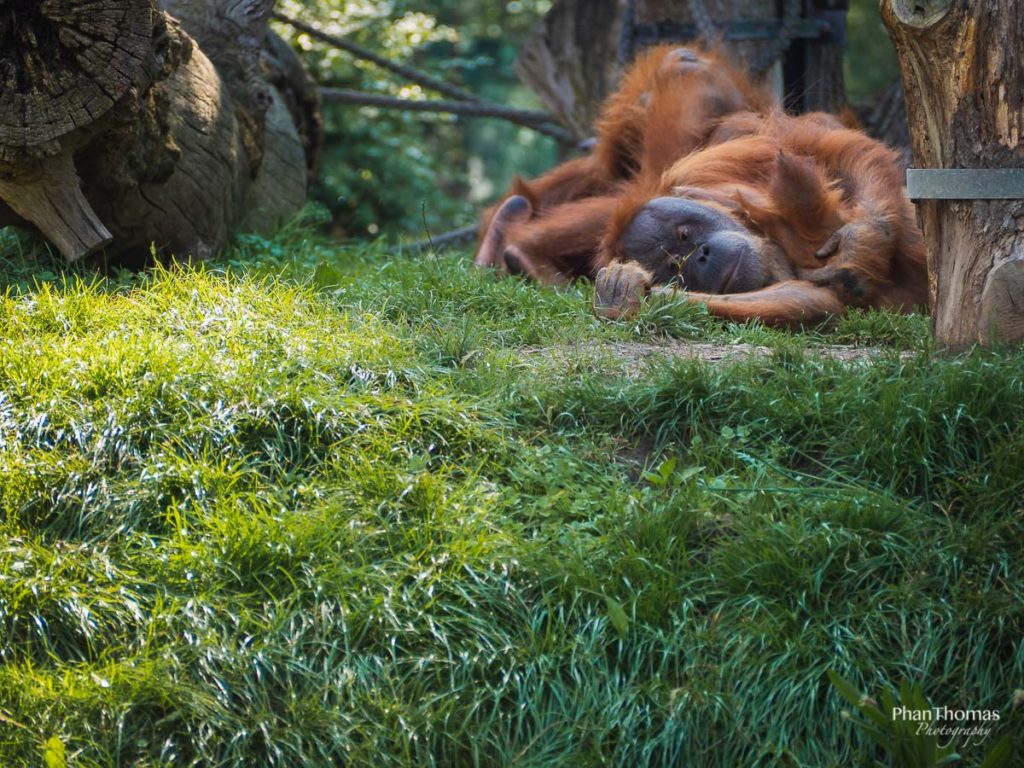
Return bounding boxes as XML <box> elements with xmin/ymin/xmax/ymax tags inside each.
<box><xmin>320</xmin><ymin>89</ymin><xmax>575</xmax><ymax>142</ymax></box>
<box><xmin>392</xmin><ymin>224</ymin><xmax>479</xmax><ymax>254</ymax></box>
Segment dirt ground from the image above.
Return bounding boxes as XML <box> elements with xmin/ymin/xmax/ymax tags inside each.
<box><xmin>522</xmin><ymin>340</ymin><xmax>912</xmax><ymax>376</ymax></box>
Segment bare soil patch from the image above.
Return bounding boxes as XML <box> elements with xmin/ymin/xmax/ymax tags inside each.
<box><xmin>523</xmin><ymin>340</ymin><xmax>910</xmax><ymax>376</ymax></box>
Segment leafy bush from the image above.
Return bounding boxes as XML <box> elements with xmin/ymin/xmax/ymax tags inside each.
<box><xmin>275</xmin><ymin>0</ymin><xmax>558</xmax><ymax>241</ymax></box>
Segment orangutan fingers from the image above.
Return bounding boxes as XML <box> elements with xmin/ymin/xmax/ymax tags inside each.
<box><xmin>594</xmin><ymin>262</ymin><xmax>654</xmax><ymax>319</ymax></box>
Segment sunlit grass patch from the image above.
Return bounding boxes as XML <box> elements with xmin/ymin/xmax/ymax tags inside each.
<box><xmin>0</xmin><ymin>232</ymin><xmax>1021</xmax><ymax>766</ymax></box>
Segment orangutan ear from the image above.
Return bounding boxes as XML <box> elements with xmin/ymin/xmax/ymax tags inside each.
<box><xmin>474</xmin><ymin>194</ymin><xmax>533</xmax><ymax>269</ymax></box>
<box><xmin>508</xmin><ymin>176</ymin><xmax>540</xmax><ymax>211</ymax></box>
<box><xmin>729</xmin><ymin>190</ymin><xmax>775</xmax><ymax>235</ymax></box>
<box><xmin>770</xmin><ymin>151</ymin><xmax>844</xmax><ymax>231</ymax></box>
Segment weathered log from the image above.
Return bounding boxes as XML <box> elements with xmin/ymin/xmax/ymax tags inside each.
<box><xmin>0</xmin><ymin>0</ymin><xmax>157</xmax><ymax>155</ymax></box>
<box><xmin>0</xmin><ymin>0</ymin><xmax>157</xmax><ymax>259</ymax></box>
<box><xmin>0</xmin><ymin>153</ymin><xmax>113</xmax><ymax>257</ymax></box>
<box><xmin>881</xmin><ymin>0</ymin><xmax>1024</xmax><ymax>347</ymax></box>
<box><xmin>261</xmin><ymin>30</ymin><xmax>324</xmax><ymax>186</ymax></box>
<box><xmin>0</xmin><ymin>0</ymin><xmax>320</xmax><ymax>263</ymax></box>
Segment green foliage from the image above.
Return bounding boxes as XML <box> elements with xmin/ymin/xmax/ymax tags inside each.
<box><xmin>275</xmin><ymin>1</ymin><xmax>557</xmax><ymax>241</ymax></box>
<box><xmin>0</xmin><ymin>230</ymin><xmax>1022</xmax><ymax>765</ymax></box>
<box><xmin>42</xmin><ymin>736</ymin><xmax>66</xmax><ymax>768</ymax></box>
<box><xmin>845</xmin><ymin>0</ymin><xmax>902</xmax><ymax>103</ymax></box>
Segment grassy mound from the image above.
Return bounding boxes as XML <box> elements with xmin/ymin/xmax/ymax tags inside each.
<box><xmin>0</xmin><ymin>231</ymin><xmax>1021</xmax><ymax>766</ymax></box>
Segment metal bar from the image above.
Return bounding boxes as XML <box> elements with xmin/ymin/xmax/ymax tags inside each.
<box><xmin>633</xmin><ymin>19</ymin><xmax>829</xmax><ymax>45</ymax></box>
<box><xmin>906</xmin><ymin>169</ymin><xmax>1024</xmax><ymax>200</ymax></box>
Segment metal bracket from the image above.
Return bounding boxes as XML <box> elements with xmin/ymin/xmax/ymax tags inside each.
<box><xmin>807</xmin><ymin>10</ymin><xmax>847</xmax><ymax>45</ymax></box>
<box><xmin>633</xmin><ymin>19</ymin><xmax>833</xmax><ymax>46</ymax></box>
<box><xmin>812</xmin><ymin>0</ymin><xmax>849</xmax><ymax>10</ymax></box>
<box><xmin>906</xmin><ymin>169</ymin><xmax>1024</xmax><ymax>200</ymax></box>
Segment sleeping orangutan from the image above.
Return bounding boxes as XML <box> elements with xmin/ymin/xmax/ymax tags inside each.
<box><xmin>474</xmin><ymin>45</ymin><xmax>927</xmax><ymax>326</ymax></box>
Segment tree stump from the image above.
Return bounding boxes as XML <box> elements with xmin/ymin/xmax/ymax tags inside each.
<box><xmin>0</xmin><ymin>0</ymin><xmax>321</xmax><ymax>263</ymax></box>
<box><xmin>882</xmin><ymin>0</ymin><xmax>1024</xmax><ymax>347</ymax></box>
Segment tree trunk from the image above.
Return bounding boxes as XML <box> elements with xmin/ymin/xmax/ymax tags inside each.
<box><xmin>515</xmin><ymin>0</ymin><xmax>624</xmax><ymax>141</ymax></box>
<box><xmin>881</xmin><ymin>0</ymin><xmax>1024</xmax><ymax>347</ymax></box>
<box><xmin>517</xmin><ymin>0</ymin><xmax>847</xmax><ymax>140</ymax></box>
<box><xmin>0</xmin><ymin>0</ymin><xmax>320</xmax><ymax>263</ymax></box>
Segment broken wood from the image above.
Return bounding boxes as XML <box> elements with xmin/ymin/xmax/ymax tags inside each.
<box><xmin>0</xmin><ymin>0</ymin><xmax>156</xmax><ymax>259</ymax></box>
<box><xmin>0</xmin><ymin>153</ymin><xmax>113</xmax><ymax>258</ymax></box>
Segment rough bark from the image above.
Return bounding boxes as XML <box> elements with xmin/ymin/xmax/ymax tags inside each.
<box><xmin>882</xmin><ymin>0</ymin><xmax>1024</xmax><ymax>347</ymax></box>
<box><xmin>515</xmin><ymin>0</ymin><xmax>624</xmax><ymax>140</ymax></box>
<box><xmin>0</xmin><ymin>153</ymin><xmax>113</xmax><ymax>257</ymax></box>
<box><xmin>0</xmin><ymin>0</ymin><xmax>320</xmax><ymax>263</ymax></box>
<box><xmin>0</xmin><ymin>0</ymin><xmax>157</xmax><ymax>156</ymax></box>
<box><xmin>0</xmin><ymin>0</ymin><xmax>157</xmax><ymax>259</ymax></box>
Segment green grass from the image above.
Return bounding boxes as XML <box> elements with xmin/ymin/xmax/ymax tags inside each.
<box><xmin>0</xmin><ymin>225</ymin><xmax>1021</xmax><ymax>766</ymax></box>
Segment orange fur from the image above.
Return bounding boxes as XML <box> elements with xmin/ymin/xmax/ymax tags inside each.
<box><xmin>653</xmin><ymin>281</ymin><xmax>846</xmax><ymax>326</ymax></box>
<box><xmin>473</xmin><ymin>45</ymin><xmax>928</xmax><ymax>326</ymax></box>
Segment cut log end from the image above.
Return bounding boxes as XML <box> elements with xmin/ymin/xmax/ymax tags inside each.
<box><xmin>1</xmin><ymin>0</ymin><xmax>313</xmax><ymax>264</ymax></box>
<box><xmin>888</xmin><ymin>1</ymin><xmax>953</xmax><ymax>30</ymax></box>
<box><xmin>0</xmin><ymin>0</ymin><xmax>155</xmax><ymax>153</ymax></box>
<box><xmin>0</xmin><ymin>153</ymin><xmax>112</xmax><ymax>262</ymax></box>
